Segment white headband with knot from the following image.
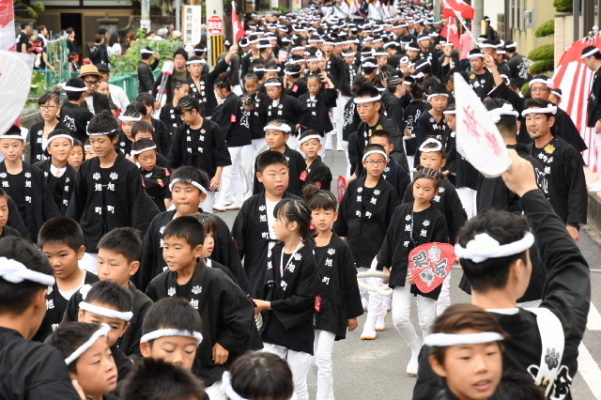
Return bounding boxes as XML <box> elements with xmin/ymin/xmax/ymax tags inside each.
<box><xmin>424</xmin><ymin>332</ymin><xmax>505</xmax><ymax>347</ymax></box>
<box><xmin>521</xmin><ymin>105</ymin><xmax>557</xmax><ymax>117</ymax></box>
<box><xmin>65</xmin><ymin>323</ymin><xmax>110</xmax><ymax>365</ymax></box>
<box><xmin>529</xmin><ymin>78</ymin><xmax>553</xmax><ymax>89</ymax></box>
<box><xmin>263</xmin><ymin>123</ymin><xmax>291</xmax><ymax>133</ymax></box>
<box><xmin>45</xmin><ymin>134</ymin><xmax>74</xmax><ymax>150</ymax></box>
<box><xmin>131</xmin><ymin>145</ymin><xmax>157</xmax><ymax>156</ymax></box>
<box><xmin>0</xmin><ymin>257</ymin><xmax>55</xmax><ymax>286</ymax></box>
<box><xmin>79</xmin><ymin>301</ymin><xmax>133</xmax><ymax>322</ymax></box>
<box><xmin>220</xmin><ymin>371</ymin><xmax>248</xmax><ymax>400</ymax></box>
<box><xmin>169</xmin><ymin>178</ymin><xmax>208</xmax><ymax>194</ymax></box>
<box><xmin>488</xmin><ymin>103</ymin><xmax>519</xmax><ymax>123</ymax></box>
<box><xmin>419</xmin><ymin>138</ymin><xmax>443</xmax><ymax>152</ymax></box>
<box><xmin>298</xmin><ymin>134</ymin><xmax>322</xmax><ymax>146</ymax></box>
<box><xmin>140</xmin><ymin>328</ymin><xmax>203</xmax><ymax>344</ymax></box>
<box><xmin>455</xmin><ymin>232</ymin><xmax>534</xmax><ymax>263</ymax></box>
<box><xmin>362</xmin><ymin>149</ymin><xmax>389</xmax><ymax>162</ymax></box>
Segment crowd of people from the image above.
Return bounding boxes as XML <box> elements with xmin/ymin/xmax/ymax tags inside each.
<box><xmin>0</xmin><ymin>0</ymin><xmax>596</xmax><ymax>399</ymax></box>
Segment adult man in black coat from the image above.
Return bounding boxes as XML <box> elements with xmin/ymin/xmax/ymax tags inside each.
<box><xmin>138</xmin><ymin>47</ymin><xmax>159</xmax><ymax>94</ymax></box>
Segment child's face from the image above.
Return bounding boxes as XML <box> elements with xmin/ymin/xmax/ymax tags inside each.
<box><xmin>134</xmin><ymin>130</ymin><xmax>154</xmax><ymax>141</ymax></box>
<box><xmin>257</xmin><ymin>163</ymin><xmax>289</xmax><ymax>197</ymax></box>
<box><xmin>68</xmin><ymin>146</ymin><xmax>85</xmax><ymax>169</ymax></box>
<box><xmin>413</xmin><ymin>178</ymin><xmax>437</xmax><ymax>205</ymax></box>
<box><xmin>430</xmin><ymin>334</ymin><xmax>502</xmax><ymax>400</ymax></box>
<box><xmin>121</xmin><ymin>121</ymin><xmax>136</xmax><ymax>137</ymax></box>
<box><xmin>244</xmin><ymin>79</ymin><xmax>259</xmax><ymax>95</ymax></box>
<box><xmin>78</xmin><ymin>302</ymin><xmax>130</xmax><ymax>347</ymax></box>
<box><xmin>419</xmin><ymin>152</ymin><xmax>446</xmax><ymax>171</ymax></box>
<box><xmin>446</xmin><ymin>114</ymin><xmax>456</xmax><ymax>131</ymax></box>
<box><xmin>300</xmin><ymin>138</ymin><xmax>321</xmax><ymax>160</ymax></box>
<box><xmin>41</xmin><ymin>242</ymin><xmax>83</xmax><ymax>280</ymax></box>
<box><xmin>0</xmin><ymin>197</ymin><xmax>8</xmax><ymax>229</ymax></box>
<box><xmin>200</xmin><ymin>232</ymin><xmax>214</xmax><ymax>259</ymax></box>
<box><xmin>265</xmin><ymin>130</ymin><xmax>288</xmax><ymax>150</ymax></box>
<box><xmin>90</xmin><ymin>135</ymin><xmax>117</xmax><ymax>159</ymax></box>
<box><xmin>266</xmin><ymin>86</ymin><xmax>282</xmax><ymax>100</ymax></box>
<box><xmin>368</xmin><ymin>136</ymin><xmax>393</xmax><ymax>155</ymax></box>
<box><xmin>162</xmin><ymin>235</ymin><xmax>202</xmax><ymax>273</ymax></box>
<box><xmin>430</xmin><ymin>95</ymin><xmax>448</xmax><ymax>112</ymax></box>
<box><xmin>72</xmin><ymin>336</ymin><xmax>117</xmax><ymax>397</ymax></box>
<box><xmin>175</xmin><ymin>84</ymin><xmax>190</xmax><ymax>100</ymax></box>
<box><xmin>0</xmin><ymin>139</ymin><xmax>25</xmax><ymax>161</ymax></box>
<box><xmin>362</xmin><ymin>153</ymin><xmax>387</xmax><ymax>178</ymax></box>
<box><xmin>97</xmin><ymin>249</ymin><xmax>139</xmax><ymax>287</ymax></box>
<box><xmin>85</xmin><ymin>146</ymin><xmax>97</xmax><ymax>160</ymax></box>
<box><xmin>311</xmin><ymin>208</ymin><xmax>337</xmax><ymax>233</ymax></box>
<box><xmin>171</xmin><ymin>182</ymin><xmax>205</xmax><ymax>216</ymax></box>
<box><xmin>136</xmin><ymin>149</ymin><xmax>157</xmax><ymax>172</ymax></box>
<box><xmin>273</xmin><ymin>214</ymin><xmax>295</xmax><ymax>242</ymax></box>
<box><xmin>140</xmin><ymin>334</ymin><xmax>198</xmax><ymax>370</ymax></box>
<box><xmin>48</xmin><ymin>138</ymin><xmax>73</xmax><ymax>163</ymax></box>
<box><xmin>180</xmin><ymin>109</ymin><xmax>201</xmax><ymax>126</ymax></box>
<box><xmin>39</xmin><ymin>100</ymin><xmax>60</xmax><ymax>121</ymax></box>
<box><xmin>307</xmin><ymin>77</ymin><xmax>321</xmax><ymax>95</ymax></box>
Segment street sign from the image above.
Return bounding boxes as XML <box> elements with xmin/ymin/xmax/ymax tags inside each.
<box><xmin>208</xmin><ymin>15</ymin><xmax>224</xmax><ymax>35</ymax></box>
<box><xmin>183</xmin><ymin>5</ymin><xmax>202</xmax><ymax>46</ymax></box>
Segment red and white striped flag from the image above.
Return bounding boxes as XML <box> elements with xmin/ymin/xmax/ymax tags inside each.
<box><xmin>232</xmin><ymin>1</ymin><xmax>245</xmax><ymax>45</ymax></box>
<box><xmin>0</xmin><ymin>1</ymin><xmax>16</xmax><ymax>51</ymax></box>
<box><xmin>443</xmin><ymin>0</ymin><xmax>474</xmax><ymax>20</ymax></box>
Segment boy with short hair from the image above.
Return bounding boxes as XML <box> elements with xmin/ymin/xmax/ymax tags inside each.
<box><xmin>63</xmin><ymin>227</ymin><xmax>153</xmax><ymax>357</ymax></box>
<box><xmin>233</xmin><ymin>150</ymin><xmax>301</xmax><ymax>294</ymax></box>
<box><xmin>137</xmin><ymin>166</ymin><xmax>249</xmax><ymax>293</ymax></box>
<box><xmin>131</xmin><ymin>138</ymin><xmax>172</xmax><ymax>212</ymax></box>
<box><xmin>0</xmin><ymin>236</ymin><xmax>81</xmax><ymax>398</ymax></box>
<box><xmin>253</xmin><ymin>120</ymin><xmax>306</xmax><ymax>196</ymax></box>
<box><xmin>35</xmin><ymin>216</ymin><xmax>98</xmax><ymax>341</ymax></box>
<box><xmin>145</xmin><ymin>217</ymin><xmax>254</xmax><ymax>396</ymax></box>
<box><xmin>368</xmin><ymin>129</ymin><xmax>411</xmax><ymax>199</ymax></box>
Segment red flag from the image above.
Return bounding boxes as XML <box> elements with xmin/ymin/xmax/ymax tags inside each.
<box><xmin>440</xmin><ymin>16</ymin><xmax>460</xmax><ymax>48</ymax></box>
<box><xmin>232</xmin><ymin>1</ymin><xmax>245</xmax><ymax>44</ymax></box>
<box><xmin>0</xmin><ymin>1</ymin><xmax>16</xmax><ymax>51</ymax></box>
<box><xmin>444</xmin><ymin>0</ymin><xmax>474</xmax><ymax>20</ymax></box>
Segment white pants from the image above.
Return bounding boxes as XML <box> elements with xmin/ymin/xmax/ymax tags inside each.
<box><xmin>201</xmin><ymin>191</ymin><xmax>215</xmax><ymax>213</ymax></box>
<box><xmin>80</xmin><ymin>252</ymin><xmax>98</xmax><ymax>275</ymax></box>
<box><xmin>391</xmin><ymin>285</ymin><xmax>437</xmax><ymax>354</ymax></box>
<box><xmin>340</xmin><ymin>139</ymin><xmax>350</xmax><ymax>177</ymax></box>
<box><xmin>436</xmin><ymin>271</ymin><xmax>452</xmax><ymax>316</ymax></box>
<box><xmin>313</xmin><ymin>330</ymin><xmax>336</xmax><ymax>400</ymax></box>
<box><xmin>252</xmin><ymin>138</ymin><xmax>267</xmax><ymax>156</ymax></box>
<box><xmin>205</xmin><ymin>381</ymin><xmax>225</xmax><ymax>400</ymax></box>
<box><xmin>215</xmin><ymin>145</ymin><xmax>254</xmax><ymax>206</ymax></box>
<box><xmin>335</xmin><ymin>95</ymin><xmax>349</xmax><ymax>151</ymax></box>
<box><xmin>263</xmin><ymin>342</ymin><xmax>313</xmax><ymax>400</ymax></box>
<box><xmin>361</xmin><ymin>273</ymin><xmax>386</xmax><ymax>337</ymax></box>
<box><xmin>456</xmin><ymin>187</ymin><xmax>477</xmax><ymax>219</ymax></box>
<box><xmin>287</xmin><ymin>134</ymin><xmax>299</xmax><ymax>151</ymax></box>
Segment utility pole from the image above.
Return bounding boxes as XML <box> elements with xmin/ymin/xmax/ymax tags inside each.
<box><xmin>140</xmin><ymin>0</ymin><xmax>151</xmax><ymax>30</ymax></box>
<box><xmin>473</xmin><ymin>0</ymin><xmax>484</xmax><ymax>37</ymax></box>
<box><xmin>176</xmin><ymin>0</ymin><xmax>182</xmax><ymax>33</ymax></box>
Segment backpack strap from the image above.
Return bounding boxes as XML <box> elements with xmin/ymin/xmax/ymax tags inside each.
<box><xmin>526</xmin><ymin>307</ymin><xmax>565</xmax><ymax>397</ymax></box>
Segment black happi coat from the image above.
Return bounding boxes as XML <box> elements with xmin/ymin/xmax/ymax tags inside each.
<box><xmin>299</xmin><ymin>88</ymin><xmax>338</xmax><ymax>134</ymax></box>
<box><xmin>413</xmin><ymin>190</ymin><xmax>590</xmax><ymax>400</ymax></box>
<box><xmin>232</xmin><ymin>193</ymin><xmax>300</xmax><ymax>295</ymax></box>
<box><xmin>60</xmin><ymin>101</ymin><xmax>93</xmax><ymax>143</ymax></box>
<box><xmin>168</xmin><ymin>118</ymin><xmax>232</xmax><ymax>178</ymax></box>
<box><xmin>0</xmin><ymin>162</ymin><xmax>59</xmax><ymax>241</ymax></box>
<box><xmin>64</xmin><ymin>281</ymin><xmax>153</xmax><ymax>357</ymax></box>
<box><xmin>146</xmin><ymin>262</ymin><xmax>254</xmax><ymax>386</ymax></box>
<box><xmin>116</xmin><ymin>131</ymin><xmax>133</xmax><ymax>157</ymax></box>
<box><xmin>137</xmin><ymin>210</ymin><xmax>249</xmax><ymax>294</ymax></box>
<box><xmin>530</xmin><ymin>137</ymin><xmax>587</xmax><ymax>228</ymax></box>
<box><xmin>382</xmin><ymin>158</ymin><xmax>411</xmax><ymax>200</ymax></box>
<box><xmin>377</xmin><ymin>203</ymin><xmax>449</xmax><ymax>300</ymax></box>
<box><xmin>461</xmin><ymin>70</ymin><xmax>494</xmax><ymax>99</ymax></box>
<box><xmin>249</xmin><ymin>92</ymin><xmax>269</xmax><ymax>140</ymax></box>
<box><xmin>140</xmin><ymin>166</ymin><xmax>171</xmax><ymax>212</ymax></box>
<box><xmin>403</xmin><ymin>176</ymin><xmax>466</xmax><ymax>244</ymax></box>
<box><xmin>152</xmin><ymin>118</ymin><xmax>173</xmax><ymax>155</ymax></box>
<box><xmin>187</xmin><ymin>60</ymin><xmax>229</xmax><ymax>116</ymax></box>
<box><xmin>314</xmin><ymin>234</ymin><xmax>363</xmax><ymax>340</ymax></box>
<box><xmin>342</xmin><ymin>97</ymin><xmax>360</xmax><ymax>142</ymax></box>
<box><xmin>28</xmin><ymin>121</ymin><xmax>69</xmax><ymax>163</ymax></box>
<box><xmin>33</xmin><ymin>271</ymin><xmax>98</xmax><ymax>342</ymax></box>
<box><xmin>413</xmin><ymin>111</ymin><xmax>451</xmax><ymax>167</ymax></box>
<box><xmin>67</xmin><ymin>154</ymin><xmax>158</xmax><ymax>252</ymax></box>
<box><xmin>263</xmin><ymin>94</ymin><xmax>308</xmax><ymax>128</ymax></box>
<box><xmin>0</xmin><ymin>327</ymin><xmax>81</xmax><ymax>399</ymax></box>
<box><xmin>300</xmin><ymin>156</ymin><xmax>332</xmax><ymax>191</ymax></box>
<box><xmin>588</xmin><ymin>67</ymin><xmax>601</xmax><ymax>127</ymax></box>
<box><xmin>253</xmin><ymin>147</ymin><xmax>306</xmax><ymax>196</ymax></box>
<box><xmin>334</xmin><ymin>176</ymin><xmax>399</xmax><ymax>268</ymax></box>
<box><xmin>211</xmin><ymin>92</ymin><xmax>251</xmax><ymax>147</ymax></box>
<box><xmin>285</xmin><ymin>78</ymin><xmax>308</xmax><ymax>98</ymax></box>
<box><xmin>159</xmin><ymin>103</ymin><xmax>184</xmax><ymax>134</ymax></box>
<box><xmin>257</xmin><ymin>244</ymin><xmax>318</xmax><ymax>355</ymax></box>
<box><xmin>33</xmin><ymin>159</ymin><xmax>77</xmax><ymax>215</ymax></box>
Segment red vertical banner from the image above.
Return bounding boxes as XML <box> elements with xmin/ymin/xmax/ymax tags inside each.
<box><xmin>0</xmin><ymin>1</ymin><xmax>16</xmax><ymax>51</ymax></box>
<box><xmin>232</xmin><ymin>1</ymin><xmax>245</xmax><ymax>44</ymax></box>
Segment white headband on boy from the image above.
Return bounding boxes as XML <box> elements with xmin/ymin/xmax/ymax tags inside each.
<box><xmin>419</xmin><ymin>138</ymin><xmax>443</xmax><ymax>152</ymax></box>
<box><xmin>488</xmin><ymin>103</ymin><xmax>519</xmax><ymax>123</ymax></box>
<box><xmin>140</xmin><ymin>328</ymin><xmax>203</xmax><ymax>344</ymax></box>
<box><xmin>443</xmin><ymin>109</ymin><xmax>456</xmax><ymax>115</ymax></box>
<box><xmin>264</xmin><ymin>81</ymin><xmax>282</xmax><ymax>87</ymax></box>
<box><xmin>362</xmin><ymin>149</ymin><xmax>388</xmax><ymax>162</ymax></box>
<box><xmin>455</xmin><ymin>232</ymin><xmax>534</xmax><ymax>263</ymax></box>
<box><xmin>354</xmin><ymin>95</ymin><xmax>381</xmax><ymax>104</ymax></box>
<box><xmin>87</xmin><ymin>128</ymin><xmax>117</xmax><ymax>137</ymax></box>
<box><xmin>0</xmin><ymin>257</ymin><xmax>55</xmax><ymax>286</ymax></box>
<box><xmin>263</xmin><ymin>123</ymin><xmax>291</xmax><ymax>133</ymax></box>
<box><xmin>0</xmin><ymin>127</ymin><xmax>27</xmax><ymax>141</ymax></box>
<box><xmin>64</xmin><ymin>323</ymin><xmax>110</xmax><ymax>365</ymax></box>
<box><xmin>119</xmin><ymin>115</ymin><xmax>142</xmax><ymax>122</ymax></box>
<box><xmin>298</xmin><ymin>134</ymin><xmax>322</xmax><ymax>146</ymax></box>
<box><xmin>424</xmin><ymin>332</ymin><xmax>504</xmax><ymax>347</ymax></box>
<box><xmin>220</xmin><ymin>371</ymin><xmax>248</xmax><ymax>400</ymax></box>
<box><xmin>79</xmin><ymin>301</ymin><xmax>133</xmax><ymax>322</ymax></box>
<box><xmin>426</xmin><ymin>93</ymin><xmax>449</xmax><ymax>101</ymax></box>
<box><xmin>186</xmin><ymin>59</ymin><xmax>207</xmax><ymax>65</ymax></box>
<box><xmin>551</xmin><ymin>90</ymin><xmax>562</xmax><ymax>98</ymax></box>
<box><xmin>581</xmin><ymin>47</ymin><xmax>601</xmax><ymax>59</ymax></box>
<box><xmin>529</xmin><ymin>78</ymin><xmax>553</xmax><ymax>88</ymax></box>
<box><xmin>169</xmin><ymin>178</ymin><xmax>208</xmax><ymax>194</ymax></box>
<box><xmin>140</xmin><ymin>48</ymin><xmax>154</xmax><ymax>55</ymax></box>
<box><xmin>467</xmin><ymin>52</ymin><xmax>484</xmax><ymax>59</ymax></box>
<box><xmin>45</xmin><ymin>134</ymin><xmax>75</xmax><ymax>149</ymax></box>
<box><xmin>521</xmin><ymin>105</ymin><xmax>557</xmax><ymax>117</ymax></box>
<box><xmin>130</xmin><ymin>145</ymin><xmax>157</xmax><ymax>156</ymax></box>
<box><xmin>62</xmin><ymin>85</ymin><xmax>87</xmax><ymax>92</ymax></box>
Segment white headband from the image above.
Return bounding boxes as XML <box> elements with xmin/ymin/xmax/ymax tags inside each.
<box><xmin>284</xmin><ymin>70</ymin><xmax>301</xmax><ymax>76</ymax></box>
<box><xmin>521</xmin><ymin>106</ymin><xmax>557</xmax><ymax>117</ymax></box>
<box><xmin>455</xmin><ymin>232</ymin><xmax>534</xmax><ymax>263</ymax></box>
<box><xmin>406</xmin><ymin>45</ymin><xmax>420</xmax><ymax>51</ymax></box>
<box><xmin>581</xmin><ymin>47</ymin><xmax>600</xmax><ymax>59</ymax></box>
<box><xmin>169</xmin><ymin>178</ymin><xmax>208</xmax><ymax>194</ymax></box>
<box><xmin>63</xmin><ymin>85</ymin><xmax>87</xmax><ymax>92</ymax></box>
<box><xmin>87</xmin><ymin>128</ymin><xmax>117</xmax><ymax>137</ymax></box>
<box><xmin>298</xmin><ymin>134</ymin><xmax>322</xmax><ymax>146</ymax></box>
<box><xmin>529</xmin><ymin>78</ymin><xmax>553</xmax><ymax>88</ymax></box>
<box><xmin>419</xmin><ymin>138</ymin><xmax>443</xmax><ymax>152</ymax></box>
<box><xmin>263</xmin><ymin>124</ymin><xmax>291</xmax><ymax>133</ymax></box>
<box><xmin>186</xmin><ymin>59</ymin><xmax>207</xmax><ymax>65</ymax></box>
<box><xmin>488</xmin><ymin>103</ymin><xmax>519</xmax><ymax>123</ymax></box>
<box><xmin>0</xmin><ymin>257</ymin><xmax>55</xmax><ymax>286</ymax></box>
<box><xmin>119</xmin><ymin>115</ymin><xmax>142</xmax><ymax>122</ymax></box>
<box><xmin>131</xmin><ymin>145</ymin><xmax>157</xmax><ymax>156</ymax></box>
<box><xmin>0</xmin><ymin>127</ymin><xmax>27</xmax><ymax>141</ymax></box>
<box><xmin>140</xmin><ymin>328</ymin><xmax>203</xmax><ymax>344</ymax></box>
<box><xmin>45</xmin><ymin>134</ymin><xmax>74</xmax><ymax>149</ymax></box>
<box><xmin>79</xmin><ymin>301</ymin><xmax>133</xmax><ymax>322</ymax></box>
<box><xmin>362</xmin><ymin>62</ymin><xmax>378</xmax><ymax>68</ymax></box>
<box><xmin>362</xmin><ymin>149</ymin><xmax>389</xmax><ymax>162</ymax></box>
<box><xmin>141</xmin><ymin>48</ymin><xmax>154</xmax><ymax>55</ymax></box>
<box><xmin>64</xmin><ymin>323</ymin><xmax>110</xmax><ymax>365</ymax></box>
<box><xmin>443</xmin><ymin>109</ymin><xmax>456</xmax><ymax>115</ymax></box>
<box><xmin>264</xmin><ymin>67</ymin><xmax>280</xmax><ymax>73</ymax></box>
<box><xmin>427</xmin><ymin>93</ymin><xmax>449</xmax><ymax>101</ymax></box>
<box><xmin>354</xmin><ymin>95</ymin><xmax>381</xmax><ymax>104</ymax></box>
<box><xmin>467</xmin><ymin>52</ymin><xmax>484</xmax><ymax>59</ymax></box>
<box><xmin>424</xmin><ymin>332</ymin><xmax>505</xmax><ymax>347</ymax></box>
<box><xmin>305</xmin><ymin>57</ymin><xmax>321</xmax><ymax>62</ymax></box>
<box><xmin>220</xmin><ymin>371</ymin><xmax>248</xmax><ymax>400</ymax></box>
<box><xmin>551</xmin><ymin>90</ymin><xmax>562</xmax><ymax>98</ymax></box>
<box><xmin>264</xmin><ymin>82</ymin><xmax>282</xmax><ymax>87</ymax></box>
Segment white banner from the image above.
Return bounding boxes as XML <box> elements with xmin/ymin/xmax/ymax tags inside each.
<box><xmin>183</xmin><ymin>5</ymin><xmax>202</xmax><ymax>47</ymax></box>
